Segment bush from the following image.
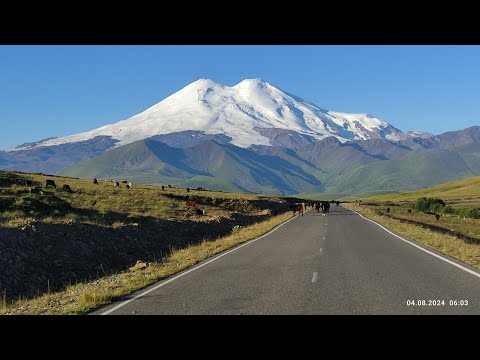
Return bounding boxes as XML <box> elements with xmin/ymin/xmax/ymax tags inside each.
<box><xmin>413</xmin><ymin>197</ymin><xmax>445</xmax><ymax>212</ymax></box>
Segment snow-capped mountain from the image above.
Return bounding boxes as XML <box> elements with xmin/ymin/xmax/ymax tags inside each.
<box><xmin>10</xmin><ymin>78</ymin><xmax>417</xmax><ymax>152</ymax></box>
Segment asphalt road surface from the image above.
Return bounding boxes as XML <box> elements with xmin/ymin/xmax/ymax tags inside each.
<box><xmin>96</xmin><ymin>205</ymin><xmax>480</xmax><ymax>315</ymax></box>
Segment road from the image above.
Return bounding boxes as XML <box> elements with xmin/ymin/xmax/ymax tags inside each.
<box><xmin>96</xmin><ymin>205</ymin><xmax>480</xmax><ymax>314</ymax></box>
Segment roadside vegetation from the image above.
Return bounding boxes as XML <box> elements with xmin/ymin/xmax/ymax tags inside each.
<box><xmin>343</xmin><ymin>176</ymin><xmax>480</xmax><ymax>270</ymax></box>
<box><xmin>0</xmin><ymin>170</ymin><xmax>296</xmax><ymax>315</ymax></box>
<box><xmin>1</xmin><ymin>211</ymin><xmax>293</xmax><ymax>315</ymax></box>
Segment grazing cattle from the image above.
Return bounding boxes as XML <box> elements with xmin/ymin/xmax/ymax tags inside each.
<box><xmin>126</xmin><ymin>184</ymin><xmax>131</xmax><ymax>189</ymax></box>
<box><xmin>195</xmin><ymin>209</ymin><xmax>205</xmax><ymax>216</ymax></box>
<box><xmin>315</xmin><ymin>203</ymin><xmax>320</xmax><ymax>213</ymax></box>
<box><xmin>122</xmin><ymin>180</ymin><xmax>128</xmax><ymax>184</ymax></box>
<box><xmin>62</xmin><ymin>184</ymin><xmax>72</xmax><ymax>193</ymax></box>
<box><xmin>126</xmin><ymin>182</ymin><xmax>133</xmax><ymax>189</ymax></box>
<box><xmin>168</xmin><ymin>185</ymin><xmax>172</xmax><ymax>188</ymax></box>
<box><xmin>320</xmin><ymin>201</ymin><xmax>330</xmax><ymax>214</ymax></box>
<box><xmin>114</xmin><ymin>181</ymin><xmax>120</xmax><ymax>188</ymax></box>
<box><xmin>186</xmin><ymin>188</ymin><xmax>190</xmax><ymax>193</ymax></box>
<box><xmin>408</xmin><ymin>209</ymin><xmax>412</xmax><ymax>214</ymax></box>
<box><xmin>289</xmin><ymin>203</ymin><xmax>302</xmax><ymax>214</ymax></box>
<box><xmin>196</xmin><ymin>187</ymin><xmax>205</xmax><ymax>191</ymax></box>
<box><xmin>93</xmin><ymin>178</ymin><xmax>99</xmax><ymax>185</ymax></box>
<box><xmin>386</xmin><ymin>207</ymin><xmax>391</xmax><ymax>213</ymax></box>
<box><xmin>30</xmin><ymin>187</ymin><xmax>44</xmax><ymax>195</ymax></box>
<box><xmin>45</xmin><ymin>179</ymin><xmax>57</xmax><ymax>188</ymax></box>
<box><xmin>162</xmin><ymin>186</ymin><xmax>165</xmax><ymax>190</ymax></box>
<box><xmin>435</xmin><ymin>214</ymin><xmax>440</xmax><ymax>220</ymax></box>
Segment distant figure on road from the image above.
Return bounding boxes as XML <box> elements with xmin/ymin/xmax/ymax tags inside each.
<box><xmin>315</xmin><ymin>203</ymin><xmax>320</xmax><ymax>213</ymax></box>
<box><xmin>300</xmin><ymin>202</ymin><xmax>306</xmax><ymax>216</ymax></box>
<box><xmin>320</xmin><ymin>201</ymin><xmax>330</xmax><ymax>214</ymax></box>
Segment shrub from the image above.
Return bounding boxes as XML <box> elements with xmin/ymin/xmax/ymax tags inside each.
<box><xmin>413</xmin><ymin>197</ymin><xmax>445</xmax><ymax>212</ymax></box>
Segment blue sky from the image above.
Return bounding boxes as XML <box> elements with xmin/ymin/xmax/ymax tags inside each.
<box><xmin>1</xmin><ymin>45</ymin><xmax>479</xmax><ymax>148</ymax></box>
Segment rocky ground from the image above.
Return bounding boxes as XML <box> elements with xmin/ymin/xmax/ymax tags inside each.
<box><xmin>0</xmin><ymin>206</ymin><xmax>288</xmax><ymax>302</ymax></box>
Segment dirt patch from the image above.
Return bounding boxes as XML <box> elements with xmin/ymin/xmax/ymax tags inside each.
<box><xmin>0</xmin><ymin>210</ymin><xmax>284</xmax><ymax>302</ymax></box>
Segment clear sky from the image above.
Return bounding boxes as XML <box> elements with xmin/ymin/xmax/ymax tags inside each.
<box><xmin>1</xmin><ymin>45</ymin><xmax>479</xmax><ymax>148</ymax></box>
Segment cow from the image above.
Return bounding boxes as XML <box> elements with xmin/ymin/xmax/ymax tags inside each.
<box><xmin>114</xmin><ymin>181</ymin><xmax>120</xmax><ymax>188</ymax></box>
<box><xmin>162</xmin><ymin>186</ymin><xmax>165</xmax><ymax>190</ymax></box>
<box><xmin>315</xmin><ymin>203</ymin><xmax>320</xmax><ymax>213</ymax></box>
<box><xmin>45</xmin><ymin>179</ymin><xmax>56</xmax><ymax>188</ymax></box>
<box><xmin>126</xmin><ymin>182</ymin><xmax>133</xmax><ymax>189</ymax></box>
<box><xmin>168</xmin><ymin>185</ymin><xmax>172</xmax><ymax>188</ymax></box>
<box><xmin>93</xmin><ymin>178</ymin><xmax>99</xmax><ymax>185</ymax></box>
<box><xmin>320</xmin><ymin>201</ymin><xmax>330</xmax><ymax>214</ymax></box>
<box><xmin>435</xmin><ymin>214</ymin><xmax>440</xmax><ymax>220</ymax></box>
<box><xmin>408</xmin><ymin>209</ymin><xmax>412</xmax><ymax>214</ymax></box>
<box><xmin>289</xmin><ymin>203</ymin><xmax>300</xmax><ymax>214</ymax></box>
<box><xmin>299</xmin><ymin>202</ymin><xmax>306</xmax><ymax>216</ymax></box>
<box><xmin>195</xmin><ymin>209</ymin><xmax>205</xmax><ymax>216</ymax></box>
<box><xmin>386</xmin><ymin>207</ymin><xmax>391</xmax><ymax>213</ymax></box>
<box><xmin>62</xmin><ymin>184</ymin><xmax>72</xmax><ymax>193</ymax></box>
<box><xmin>126</xmin><ymin>184</ymin><xmax>131</xmax><ymax>189</ymax></box>
<box><xmin>122</xmin><ymin>180</ymin><xmax>128</xmax><ymax>184</ymax></box>
<box><xmin>186</xmin><ymin>187</ymin><xmax>190</xmax><ymax>193</ymax></box>
<box><xmin>196</xmin><ymin>187</ymin><xmax>205</xmax><ymax>191</ymax></box>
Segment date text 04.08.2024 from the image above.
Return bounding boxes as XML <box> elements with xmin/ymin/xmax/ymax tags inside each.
<box><xmin>406</xmin><ymin>300</ymin><xmax>468</xmax><ymax>306</ymax></box>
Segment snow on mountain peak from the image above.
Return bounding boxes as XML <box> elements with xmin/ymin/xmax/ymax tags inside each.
<box><xmin>14</xmin><ymin>78</ymin><xmax>406</xmax><ymax>151</ymax></box>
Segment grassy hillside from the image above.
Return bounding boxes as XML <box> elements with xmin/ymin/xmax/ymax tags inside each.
<box><xmin>360</xmin><ymin>175</ymin><xmax>480</xmax><ymax>202</ymax></box>
<box><xmin>0</xmin><ymin>170</ymin><xmax>298</xmax><ymax>312</ymax></box>
<box><xmin>327</xmin><ymin>149</ymin><xmax>476</xmax><ymax>195</ymax></box>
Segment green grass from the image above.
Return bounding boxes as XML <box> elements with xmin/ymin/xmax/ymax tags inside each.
<box><xmin>359</xmin><ymin>175</ymin><xmax>480</xmax><ymax>202</ymax></box>
<box><xmin>0</xmin><ymin>171</ymin><xmax>271</xmax><ymax>227</ymax></box>
<box><xmin>0</xmin><ymin>211</ymin><xmax>294</xmax><ymax>315</ymax></box>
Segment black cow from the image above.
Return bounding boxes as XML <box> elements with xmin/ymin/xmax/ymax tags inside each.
<box><xmin>162</xmin><ymin>186</ymin><xmax>165</xmax><ymax>190</ymax></box>
<box><xmin>320</xmin><ymin>201</ymin><xmax>330</xmax><ymax>214</ymax></box>
<box><xmin>126</xmin><ymin>184</ymin><xmax>131</xmax><ymax>189</ymax></box>
<box><xmin>408</xmin><ymin>209</ymin><xmax>412</xmax><ymax>214</ymax></box>
<box><xmin>195</xmin><ymin>209</ymin><xmax>205</xmax><ymax>216</ymax></box>
<box><xmin>114</xmin><ymin>181</ymin><xmax>120</xmax><ymax>188</ymax></box>
<box><xmin>45</xmin><ymin>179</ymin><xmax>56</xmax><ymax>188</ymax></box>
<box><xmin>386</xmin><ymin>207</ymin><xmax>391</xmax><ymax>213</ymax></box>
<box><xmin>62</xmin><ymin>184</ymin><xmax>72</xmax><ymax>193</ymax></box>
<box><xmin>435</xmin><ymin>214</ymin><xmax>440</xmax><ymax>220</ymax></box>
<box><xmin>122</xmin><ymin>180</ymin><xmax>128</xmax><ymax>184</ymax></box>
<box><xmin>93</xmin><ymin>178</ymin><xmax>99</xmax><ymax>185</ymax></box>
<box><xmin>187</xmin><ymin>188</ymin><xmax>190</xmax><ymax>193</ymax></box>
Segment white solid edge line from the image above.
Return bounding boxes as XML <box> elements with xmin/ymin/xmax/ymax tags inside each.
<box><xmin>312</xmin><ymin>272</ymin><xmax>318</xmax><ymax>283</ymax></box>
<box><xmin>100</xmin><ymin>212</ymin><xmax>301</xmax><ymax>315</ymax></box>
<box><xmin>347</xmin><ymin>206</ymin><xmax>480</xmax><ymax>279</ymax></box>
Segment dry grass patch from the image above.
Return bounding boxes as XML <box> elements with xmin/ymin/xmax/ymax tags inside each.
<box><xmin>343</xmin><ymin>203</ymin><xmax>480</xmax><ymax>270</ymax></box>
